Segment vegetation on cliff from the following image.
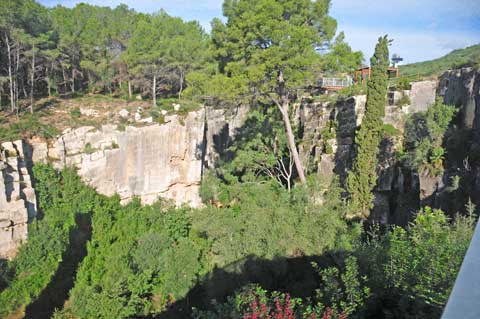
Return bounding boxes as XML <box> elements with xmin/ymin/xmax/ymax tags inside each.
<box><xmin>400</xmin><ymin>98</ymin><xmax>457</xmax><ymax>177</ymax></box>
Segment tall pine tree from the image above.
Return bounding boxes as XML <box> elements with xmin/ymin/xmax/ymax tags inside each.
<box><xmin>211</xmin><ymin>0</ymin><xmax>337</xmax><ymax>184</ymax></box>
<box><xmin>346</xmin><ymin>35</ymin><xmax>390</xmax><ymax>219</ymax></box>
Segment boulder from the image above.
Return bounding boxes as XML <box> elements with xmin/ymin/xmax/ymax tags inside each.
<box><xmin>119</xmin><ymin>109</ymin><xmax>130</xmax><ymax>118</ymax></box>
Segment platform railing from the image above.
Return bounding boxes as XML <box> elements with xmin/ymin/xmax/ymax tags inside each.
<box><xmin>317</xmin><ymin>77</ymin><xmax>353</xmax><ymax>88</ymax></box>
<box><xmin>441</xmin><ymin>219</ymin><xmax>480</xmax><ymax>319</ymax></box>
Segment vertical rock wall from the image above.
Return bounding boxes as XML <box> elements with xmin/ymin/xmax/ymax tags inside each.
<box><xmin>438</xmin><ymin>67</ymin><xmax>480</xmax><ymax>208</ymax></box>
<box><xmin>298</xmin><ymin>80</ymin><xmax>437</xmax><ymax>224</ymax></box>
<box><xmin>30</xmin><ymin>106</ymin><xmax>248</xmax><ymax>208</ymax></box>
<box><xmin>0</xmin><ymin>141</ymin><xmax>37</xmax><ymax>259</ymax></box>
<box><xmin>439</xmin><ymin>67</ymin><xmax>480</xmax><ymax>129</ymax></box>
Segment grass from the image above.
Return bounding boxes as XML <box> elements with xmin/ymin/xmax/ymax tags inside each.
<box><xmin>71</xmin><ymin>94</ymin><xmax>122</xmax><ymax>104</ymax></box>
<box><xmin>0</xmin><ymin>113</ymin><xmax>60</xmax><ymax>142</ymax></box>
<box><xmin>156</xmin><ymin>98</ymin><xmax>202</xmax><ymax>115</ymax></box>
<box><xmin>382</xmin><ymin>123</ymin><xmax>400</xmax><ymax>138</ymax></box>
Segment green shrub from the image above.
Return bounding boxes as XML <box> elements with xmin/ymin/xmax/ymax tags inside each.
<box><xmin>83</xmin><ymin>143</ymin><xmax>94</xmax><ymax>154</ymax></box>
<box><xmin>383</xmin><ymin>207</ymin><xmax>474</xmax><ymax>317</ymax></box>
<box><xmin>194</xmin><ymin>256</ymin><xmax>369</xmax><ymax>319</ymax></box>
<box><xmin>324</xmin><ymin>143</ymin><xmax>334</xmax><ymax>155</ymax></box>
<box><xmin>337</xmin><ymin>83</ymin><xmax>367</xmax><ymax>100</ymax></box>
<box><xmin>396</xmin><ymin>94</ymin><xmax>411</xmax><ymax>107</ymax></box>
<box><xmin>70</xmin><ymin>107</ymin><xmax>81</xmax><ymax>119</ymax></box>
<box><xmin>0</xmin><ymin>114</ymin><xmax>59</xmax><ymax>142</ymax></box>
<box><xmin>403</xmin><ymin>98</ymin><xmax>456</xmax><ymax>176</ymax></box>
<box><xmin>382</xmin><ymin>123</ymin><xmax>400</xmax><ymax>138</ymax></box>
<box><xmin>0</xmin><ymin>165</ymin><xmax>97</xmax><ymax>317</ymax></box>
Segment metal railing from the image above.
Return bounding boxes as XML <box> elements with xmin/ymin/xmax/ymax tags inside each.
<box><xmin>317</xmin><ymin>77</ymin><xmax>353</xmax><ymax>88</ymax></box>
<box><xmin>442</xmin><ymin>220</ymin><xmax>480</xmax><ymax>319</ymax></box>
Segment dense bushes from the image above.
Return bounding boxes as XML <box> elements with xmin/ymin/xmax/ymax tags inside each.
<box><xmin>193</xmin><ymin>256</ymin><xmax>368</xmax><ymax>319</ymax></box>
<box><xmin>69</xmin><ymin>200</ymin><xmax>209</xmax><ymax>318</ymax></box>
<box><xmin>0</xmin><ymin>159</ymin><xmax>474</xmax><ymax>319</ymax></box>
<box><xmin>0</xmin><ymin>165</ymin><xmax>97</xmax><ymax>316</ymax></box>
<box><xmin>197</xmin><ymin>176</ymin><xmax>353</xmax><ymax>267</ymax></box>
<box><xmin>205</xmin><ymin>206</ymin><xmax>475</xmax><ymax>319</ymax></box>
<box><xmin>383</xmin><ymin>208</ymin><xmax>472</xmax><ymax>314</ymax></box>
<box><xmin>0</xmin><ymin>162</ymin><xmax>353</xmax><ymax>318</ymax></box>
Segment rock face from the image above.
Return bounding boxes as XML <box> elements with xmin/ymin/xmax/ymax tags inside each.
<box><xmin>298</xmin><ymin>80</ymin><xmax>438</xmax><ymax>224</ymax></box>
<box><xmin>31</xmin><ymin>106</ymin><xmax>248</xmax><ymax>207</ymax></box>
<box><xmin>0</xmin><ymin>141</ymin><xmax>37</xmax><ymax>259</ymax></box>
<box><xmin>409</xmin><ymin>80</ymin><xmax>437</xmax><ymax>112</ymax></box>
<box><xmin>438</xmin><ymin>67</ymin><xmax>480</xmax><ymax>209</ymax></box>
<box><xmin>439</xmin><ymin>67</ymin><xmax>480</xmax><ymax>129</ymax></box>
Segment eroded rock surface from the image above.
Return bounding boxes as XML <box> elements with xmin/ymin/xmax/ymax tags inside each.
<box><xmin>31</xmin><ymin>106</ymin><xmax>248</xmax><ymax>207</ymax></box>
<box><xmin>298</xmin><ymin>80</ymin><xmax>438</xmax><ymax>224</ymax></box>
<box><xmin>0</xmin><ymin>140</ymin><xmax>37</xmax><ymax>259</ymax></box>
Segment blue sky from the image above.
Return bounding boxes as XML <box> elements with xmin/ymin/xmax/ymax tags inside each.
<box><xmin>38</xmin><ymin>0</ymin><xmax>480</xmax><ymax>64</ymax></box>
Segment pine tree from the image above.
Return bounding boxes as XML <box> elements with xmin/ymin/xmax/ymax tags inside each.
<box><xmin>346</xmin><ymin>35</ymin><xmax>390</xmax><ymax>219</ymax></box>
<box><xmin>210</xmin><ymin>0</ymin><xmax>338</xmax><ymax>184</ymax></box>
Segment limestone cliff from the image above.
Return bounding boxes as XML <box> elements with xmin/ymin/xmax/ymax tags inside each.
<box><xmin>298</xmin><ymin>80</ymin><xmax>437</xmax><ymax>224</ymax></box>
<box><xmin>439</xmin><ymin>67</ymin><xmax>480</xmax><ymax>129</ymax></box>
<box><xmin>30</xmin><ymin>106</ymin><xmax>248</xmax><ymax>207</ymax></box>
<box><xmin>0</xmin><ymin>141</ymin><xmax>37</xmax><ymax>259</ymax></box>
<box><xmin>438</xmin><ymin>67</ymin><xmax>480</xmax><ymax>211</ymax></box>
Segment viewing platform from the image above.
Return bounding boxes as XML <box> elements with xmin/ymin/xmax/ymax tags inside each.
<box><xmin>317</xmin><ymin>77</ymin><xmax>353</xmax><ymax>91</ymax></box>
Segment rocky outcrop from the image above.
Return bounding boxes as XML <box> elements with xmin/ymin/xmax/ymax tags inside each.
<box><xmin>298</xmin><ymin>80</ymin><xmax>438</xmax><ymax>224</ymax></box>
<box><xmin>409</xmin><ymin>80</ymin><xmax>437</xmax><ymax>112</ymax></box>
<box><xmin>31</xmin><ymin>106</ymin><xmax>248</xmax><ymax>207</ymax></box>
<box><xmin>0</xmin><ymin>141</ymin><xmax>37</xmax><ymax>259</ymax></box>
<box><xmin>437</xmin><ymin>67</ymin><xmax>480</xmax><ymax>210</ymax></box>
<box><xmin>439</xmin><ymin>67</ymin><xmax>480</xmax><ymax>129</ymax></box>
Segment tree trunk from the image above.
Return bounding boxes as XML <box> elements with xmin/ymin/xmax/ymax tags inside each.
<box><xmin>152</xmin><ymin>74</ymin><xmax>157</xmax><ymax>108</ymax></box>
<box><xmin>30</xmin><ymin>41</ymin><xmax>35</xmax><ymax>113</ymax></box>
<box><xmin>22</xmin><ymin>83</ymin><xmax>27</xmax><ymax>100</ymax></box>
<box><xmin>280</xmin><ymin>102</ymin><xmax>306</xmax><ymax>184</ymax></box>
<box><xmin>178</xmin><ymin>70</ymin><xmax>184</xmax><ymax>100</ymax></box>
<box><xmin>5</xmin><ymin>34</ymin><xmax>15</xmax><ymax>113</ymax></box>
<box><xmin>277</xmin><ymin>71</ymin><xmax>306</xmax><ymax>184</ymax></box>
<box><xmin>46</xmin><ymin>65</ymin><xmax>51</xmax><ymax>97</ymax></box>
<box><xmin>128</xmin><ymin>80</ymin><xmax>132</xmax><ymax>99</ymax></box>
<box><xmin>15</xmin><ymin>40</ymin><xmax>20</xmax><ymax>116</ymax></box>
<box><xmin>62</xmin><ymin>66</ymin><xmax>67</xmax><ymax>97</ymax></box>
<box><xmin>71</xmin><ymin>68</ymin><xmax>75</xmax><ymax>94</ymax></box>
